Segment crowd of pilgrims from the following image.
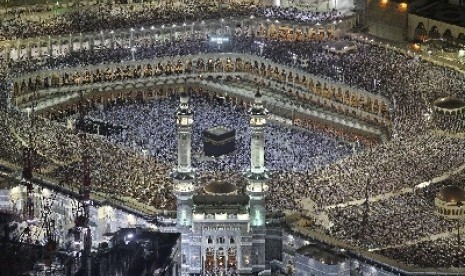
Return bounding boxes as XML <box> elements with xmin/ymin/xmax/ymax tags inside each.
<box><xmin>377</xmin><ymin>174</ymin><xmax>465</xmax><ymax>268</ymax></box>
<box><xmin>381</xmin><ymin>230</ymin><xmax>465</xmax><ymax>268</ymax></box>
<box><xmin>86</xmin><ymin>92</ymin><xmax>352</xmax><ymax>172</ymax></box>
<box><xmin>327</xmin><ymin>175</ymin><xmax>461</xmax><ymax>250</ymax></box>
<box><xmin>1</xmin><ymin>2</ymin><xmax>465</xmax><ymax>269</ymax></box>
<box><xmin>0</xmin><ymin>3</ymin><xmax>346</xmax><ymax>41</ymax></box>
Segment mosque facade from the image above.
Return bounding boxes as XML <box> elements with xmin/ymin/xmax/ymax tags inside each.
<box><xmin>173</xmin><ymin>87</ymin><xmax>268</xmax><ymax>275</ymax></box>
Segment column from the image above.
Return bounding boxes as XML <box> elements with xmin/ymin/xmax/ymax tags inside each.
<box><xmin>69</xmin><ymin>34</ymin><xmax>73</xmax><ymax>53</ymax></box>
<box><xmin>214</xmin><ymin>247</ymin><xmax>217</xmax><ymax>272</ymax></box>
<box><xmin>110</xmin><ymin>31</ymin><xmax>115</xmax><ymax>49</ymax></box>
<box><xmin>237</xmin><ymin>246</ymin><xmax>242</xmax><ymax>271</ymax></box>
<box><xmin>89</xmin><ymin>35</ymin><xmax>94</xmax><ymax>51</ymax></box>
<box><xmin>5</xmin><ymin>46</ymin><xmax>10</xmax><ymax>61</ymax></box>
<box><xmin>16</xmin><ymin>42</ymin><xmax>20</xmax><ymax>60</ymax></box>
<box><xmin>225</xmin><ymin>253</ymin><xmax>228</xmax><ymax>272</ymax></box>
<box><xmin>58</xmin><ymin>35</ymin><xmax>62</xmax><ymax>56</ymax></box>
<box><xmin>130</xmin><ymin>29</ymin><xmax>134</xmax><ymax>48</ymax></box>
<box><xmin>26</xmin><ymin>42</ymin><xmax>31</xmax><ymax>60</ymax></box>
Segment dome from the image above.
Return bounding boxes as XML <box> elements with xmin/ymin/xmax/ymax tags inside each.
<box><xmin>203</xmin><ymin>181</ymin><xmax>237</xmax><ymax>195</ymax></box>
<box><xmin>434</xmin><ymin>97</ymin><xmax>465</xmax><ymax>109</ymax></box>
<box><xmin>437</xmin><ymin>185</ymin><xmax>465</xmax><ymax>203</ymax></box>
<box><xmin>433</xmin><ymin>97</ymin><xmax>465</xmax><ymax>115</ymax></box>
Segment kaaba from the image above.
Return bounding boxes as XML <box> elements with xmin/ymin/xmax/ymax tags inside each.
<box><xmin>202</xmin><ymin>126</ymin><xmax>236</xmax><ymax>157</ymax></box>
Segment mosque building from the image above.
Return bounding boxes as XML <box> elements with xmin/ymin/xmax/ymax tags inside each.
<box><xmin>173</xmin><ymin>87</ymin><xmax>268</xmax><ymax>275</ymax></box>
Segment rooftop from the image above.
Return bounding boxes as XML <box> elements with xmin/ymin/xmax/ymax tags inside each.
<box><xmin>296</xmin><ymin>244</ymin><xmax>346</xmax><ymax>265</ymax></box>
<box><xmin>205</xmin><ymin>126</ymin><xmax>234</xmax><ymax>136</ymax></box>
<box><xmin>437</xmin><ymin>185</ymin><xmax>465</xmax><ymax>203</ymax></box>
<box><xmin>412</xmin><ymin>3</ymin><xmax>465</xmax><ymax>29</ymax></box>
<box><xmin>193</xmin><ymin>194</ymin><xmax>249</xmax><ymax>206</ymax></box>
<box><xmin>193</xmin><ymin>194</ymin><xmax>250</xmax><ymax>214</ymax></box>
<box><xmin>204</xmin><ymin>181</ymin><xmax>238</xmax><ymax>195</ymax></box>
<box><xmin>433</xmin><ymin>97</ymin><xmax>465</xmax><ymax>110</ymax></box>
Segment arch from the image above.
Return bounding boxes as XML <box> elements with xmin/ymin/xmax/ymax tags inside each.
<box><xmin>269</xmin><ymin>24</ymin><xmax>278</xmax><ymax>39</ymax></box>
<box><xmin>184</xmin><ymin>59</ymin><xmax>193</xmax><ymax>73</ymax></box>
<box><xmin>144</xmin><ymin>63</ymin><xmax>153</xmax><ymax>77</ymax></box>
<box><xmin>225</xmin><ymin>57</ymin><xmax>233</xmax><ymax>72</ymax></box>
<box><xmin>443</xmin><ymin>29</ymin><xmax>454</xmax><ymax>41</ymax></box>
<box><xmin>145</xmin><ymin>81</ymin><xmax>155</xmax><ymax>87</ymax></box>
<box><xmin>414</xmin><ymin>22</ymin><xmax>427</xmax><ymax>42</ymax></box>
<box><xmin>171</xmin><ymin>60</ymin><xmax>182</xmax><ymax>74</ymax></box>
<box><xmin>428</xmin><ymin>26</ymin><xmax>440</xmax><ymax>39</ymax></box>
<box><xmin>207</xmin><ymin>58</ymin><xmax>215</xmax><ymax>72</ymax></box>
<box><xmin>125</xmin><ymin>82</ymin><xmax>136</xmax><ymax>89</ymax></box>
<box><xmin>165</xmin><ymin>61</ymin><xmax>174</xmax><ymax>75</ymax></box>
<box><xmin>196</xmin><ymin>58</ymin><xmax>205</xmax><ymax>71</ymax></box>
<box><xmin>235</xmin><ymin>58</ymin><xmax>243</xmax><ymax>72</ymax></box>
<box><xmin>214</xmin><ymin>58</ymin><xmax>223</xmax><ymax>71</ymax></box>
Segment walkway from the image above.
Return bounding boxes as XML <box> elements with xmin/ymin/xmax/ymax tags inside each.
<box><xmin>300</xmin><ymin>150</ymin><xmax>465</xmax><ymax>212</ymax></box>
<box><xmin>298</xmin><ymin>135</ymin><xmax>465</xmax><ymax>232</ymax></box>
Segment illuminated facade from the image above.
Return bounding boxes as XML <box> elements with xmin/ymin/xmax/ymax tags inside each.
<box><xmin>174</xmin><ymin>89</ymin><xmax>267</xmax><ymax>275</ymax></box>
<box><xmin>172</xmin><ymin>87</ymin><xmax>196</xmax><ymax>275</ymax></box>
<box><xmin>245</xmin><ymin>88</ymin><xmax>268</xmax><ymax>271</ymax></box>
<box><xmin>274</xmin><ymin>0</ymin><xmax>355</xmax><ymax>11</ymax></box>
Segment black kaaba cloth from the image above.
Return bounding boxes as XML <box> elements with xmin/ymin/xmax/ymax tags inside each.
<box><xmin>202</xmin><ymin>126</ymin><xmax>236</xmax><ymax>157</ymax></box>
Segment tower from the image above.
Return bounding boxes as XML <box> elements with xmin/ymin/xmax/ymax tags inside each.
<box><xmin>171</xmin><ymin>87</ymin><xmax>195</xmax><ymax>275</ymax></box>
<box><xmin>245</xmin><ymin>87</ymin><xmax>268</xmax><ymax>272</ymax></box>
<box><xmin>72</xmin><ymin>93</ymin><xmax>92</xmax><ymax>275</ymax></box>
<box><xmin>22</xmin><ymin>88</ymin><xmax>37</xmax><ymax>244</ymax></box>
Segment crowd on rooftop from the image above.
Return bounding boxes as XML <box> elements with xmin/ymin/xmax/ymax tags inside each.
<box><xmin>0</xmin><ymin>3</ymin><xmax>346</xmax><ymax>41</ymax></box>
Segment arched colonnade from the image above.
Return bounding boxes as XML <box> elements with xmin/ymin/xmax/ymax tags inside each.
<box><xmin>0</xmin><ymin>16</ymin><xmax>356</xmax><ymax>61</ymax></box>
<box><xmin>12</xmin><ymin>53</ymin><xmax>391</xmax><ymax>125</ymax></box>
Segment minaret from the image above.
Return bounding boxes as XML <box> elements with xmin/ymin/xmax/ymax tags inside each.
<box><xmin>172</xmin><ymin>87</ymin><xmax>195</xmax><ymax>227</ymax></box>
<box><xmin>171</xmin><ymin>87</ymin><xmax>195</xmax><ymax>275</ymax></box>
<box><xmin>245</xmin><ymin>86</ymin><xmax>268</xmax><ymax>271</ymax></box>
<box><xmin>246</xmin><ymin>87</ymin><xmax>268</xmax><ymax>225</ymax></box>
